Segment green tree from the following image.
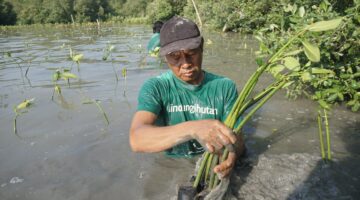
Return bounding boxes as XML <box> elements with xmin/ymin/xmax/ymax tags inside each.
<box><xmin>43</xmin><ymin>0</ymin><xmax>74</xmax><ymax>24</ymax></box>
<box><xmin>0</xmin><ymin>0</ymin><xmax>17</xmax><ymax>25</ymax></box>
<box><xmin>147</xmin><ymin>0</ymin><xmax>173</xmax><ymax>22</ymax></box>
<box><xmin>109</xmin><ymin>0</ymin><xmax>126</xmax><ymax>16</ymax></box>
<box><xmin>120</xmin><ymin>0</ymin><xmax>148</xmax><ymax>18</ymax></box>
<box><xmin>74</xmin><ymin>0</ymin><xmax>112</xmax><ymax>22</ymax></box>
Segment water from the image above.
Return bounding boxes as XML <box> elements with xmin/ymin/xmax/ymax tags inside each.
<box><xmin>0</xmin><ymin>24</ymin><xmax>359</xmax><ymax>200</ymax></box>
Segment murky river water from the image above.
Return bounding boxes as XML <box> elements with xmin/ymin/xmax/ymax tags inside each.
<box><xmin>0</xmin><ymin>24</ymin><xmax>359</xmax><ymax>200</ymax></box>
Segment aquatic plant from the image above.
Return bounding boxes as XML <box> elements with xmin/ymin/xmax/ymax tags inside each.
<box><xmin>13</xmin><ymin>98</ymin><xmax>35</xmax><ymax>137</ymax></box>
<box><xmin>69</xmin><ymin>47</ymin><xmax>83</xmax><ymax>71</ymax></box>
<box><xmin>2</xmin><ymin>51</ymin><xmax>31</xmax><ymax>84</ymax></box>
<box><xmin>51</xmin><ymin>68</ymin><xmax>77</xmax><ymax>100</ymax></box>
<box><xmin>317</xmin><ymin>109</ymin><xmax>331</xmax><ymax>161</ymax></box>
<box><xmin>82</xmin><ymin>99</ymin><xmax>110</xmax><ymax>125</ymax></box>
<box><xmin>102</xmin><ymin>43</ymin><xmax>119</xmax><ymax>82</ymax></box>
<box><xmin>193</xmin><ymin>18</ymin><xmax>342</xmax><ymax>195</ymax></box>
<box><xmin>121</xmin><ymin>67</ymin><xmax>127</xmax><ymax>79</ymax></box>
<box><xmin>122</xmin><ymin>67</ymin><xmax>128</xmax><ymax>96</ymax></box>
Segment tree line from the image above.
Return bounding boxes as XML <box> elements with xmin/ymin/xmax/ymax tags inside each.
<box><xmin>0</xmin><ymin>0</ymin><xmax>355</xmax><ymax>29</ymax></box>
<box><xmin>0</xmin><ymin>0</ymin><xmax>186</xmax><ymax>25</ymax></box>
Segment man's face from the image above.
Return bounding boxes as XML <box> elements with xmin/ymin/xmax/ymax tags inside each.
<box><xmin>165</xmin><ymin>47</ymin><xmax>203</xmax><ymax>85</ymax></box>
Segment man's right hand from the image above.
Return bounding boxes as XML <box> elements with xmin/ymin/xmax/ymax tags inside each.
<box><xmin>190</xmin><ymin>119</ymin><xmax>237</xmax><ymax>153</ymax></box>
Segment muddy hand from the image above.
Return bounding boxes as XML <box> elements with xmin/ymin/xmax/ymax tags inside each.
<box><xmin>191</xmin><ymin>119</ymin><xmax>236</xmax><ymax>153</ymax></box>
<box><xmin>213</xmin><ymin>151</ymin><xmax>237</xmax><ymax>178</ymax></box>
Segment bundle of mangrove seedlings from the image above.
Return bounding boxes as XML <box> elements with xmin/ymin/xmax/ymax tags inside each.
<box><xmin>189</xmin><ymin>18</ymin><xmax>343</xmax><ymax>199</ymax></box>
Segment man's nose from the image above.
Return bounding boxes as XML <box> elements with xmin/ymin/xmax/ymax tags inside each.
<box><xmin>178</xmin><ymin>54</ymin><xmax>192</xmax><ymax>68</ymax></box>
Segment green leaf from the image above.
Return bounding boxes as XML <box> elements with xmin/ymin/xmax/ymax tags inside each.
<box><xmin>102</xmin><ymin>51</ymin><xmax>110</xmax><ymax>61</ymax></box>
<box><xmin>254</xmin><ymin>35</ymin><xmax>263</xmax><ymax>43</ymax></box>
<box><xmin>327</xmin><ymin>93</ymin><xmax>338</xmax><ymax>102</ymax></box>
<box><xmin>306</xmin><ymin>18</ymin><xmax>342</xmax><ymax>32</ymax></box>
<box><xmin>61</xmin><ymin>72</ymin><xmax>77</xmax><ymax>79</ymax></box>
<box><xmin>109</xmin><ymin>45</ymin><xmax>115</xmax><ymax>52</ymax></box>
<box><xmin>5</xmin><ymin>52</ymin><xmax>12</xmax><ymax>57</ymax></box>
<box><xmin>302</xmin><ymin>40</ymin><xmax>320</xmax><ymax>62</ymax></box>
<box><xmin>122</xmin><ymin>68</ymin><xmax>127</xmax><ymax>78</ymax></box>
<box><xmin>311</xmin><ymin>68</ymin><xmax>334</xmax><ymax>74</ymax></box>
<box><xmin>256</xmin><ymin>57</ymin><xmax>264</xmax><ymax>66</ymax></box>
<box><xmin>352</xmin><ymin>101</ymin><xmax>360</xmax><ymax>112</ymax></box>
<box><xmin>82</xmin><ymin>100</ymin><xmax>94</xmax><ymax>104</ymax></box>
<box><xmin>269</xmin><ymin>64</ymin><xmax>285</xmax><ymax>76</ymax></box>
<box><xmin>52</xmin><ymin>70</ymin><xmax>61</xmax><ymax>81</ymax></box>
<box><xmin>259</xmin><ymin>42</ymin><xmax>270</xmax><ymax>53</ymax></box>
<box><xmin>16</xmin><ymin>98</ymin><xmax>35</xmax><ymax>111</ymax></box>
<box><xmin>337</xmin><ymin>92</ymin><xmax>344</xmax><ymax>101</ymax></box>
<box><xmin>73</xmin><ymin>54</ymin><xmax>83</xmax><ymax>62</ymax></box>
<box><xmin>301</xmin><ymin>72</ymin><xmax>312</xmax><ymax>82</ymax></box>
<box><xmin>299</xmin><ymin>6</ymin><xmax>305</xmax><ymax>18</ymax></box>
<box><xmin>282</xmin><ymin>81</ymin><xmax>294</xmax><ymax>88</ymax></box>
<box><xmin>347</xmin><ymin>100</ymin><xmax>356</xmax><ymax>106</ymax></box>
<box><xmin>54</xmin><ymin>85</ymin><xmax>61</xmax><ymax>94</ymax></box>
<box><xmin>282</xmin><ymin>57</ymin><xmax>300</xmax><ymax>71</ymax></box>
<box><xmin>318</xmin><ymin>99</ymin><xmax>330</xmax><ymax>110</ymax></box>
<box><xmin>284</xmin><ymin>49</ymin><xmax>303</xmax><ymax>56</ymax></box>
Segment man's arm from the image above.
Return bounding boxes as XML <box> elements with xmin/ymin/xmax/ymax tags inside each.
<box><xmin>129</xmin><ymin>111</ymin><xmax>237</xmax><ymax>153</ymax></box>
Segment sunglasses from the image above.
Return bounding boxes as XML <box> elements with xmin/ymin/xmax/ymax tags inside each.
<box><xmin>165</xmin><ymin>48</ymin><xmax>202</xmax><ymax>67</ymax></box>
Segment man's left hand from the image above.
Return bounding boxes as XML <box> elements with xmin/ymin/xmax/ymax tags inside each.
<box><xmin>213</xmin><ymin>151</ymin><xmax>237</xmax><ymax>178</ymax></box>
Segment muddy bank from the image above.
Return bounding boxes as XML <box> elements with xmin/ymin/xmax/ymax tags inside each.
<box><xmin>226</xmin><ymin>153</ymin><xmax>360</xmax><ymax>200</ymax></box>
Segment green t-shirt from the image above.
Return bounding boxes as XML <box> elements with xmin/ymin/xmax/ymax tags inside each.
<box><xmin>137</xmin><ymin>70</ymin><xmax>238</xmax><ymax>157</ymax></box>
<box><xmin>146</xmin><ymin>33</ymin><xmax>160</xmax><ymax>52</ymax></box>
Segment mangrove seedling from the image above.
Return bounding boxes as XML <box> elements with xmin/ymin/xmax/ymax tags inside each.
<box><xmin>51</xmin><ymin>69</ymin><xmax>78</xmax><ymax>100</ymax></box>
<box><xmin>13</xmin><ymin>98</ymin><xmax>35</xmax><ymax>137</ymax></box>
<box><xmin>317</xmin><ymin>108</ymin><xmax>332</xmax><ymax>161</ymax></box>
<box><xmin>69</xmin><ymin>47</ymin><xmax>83</xmax><ymax>72</ymax></box>
<box><xmin>82</xmin><ymin>99</ymin><xmax>110</xmax><ymax>125</ymax></box>
<box><xmin>192</xmin><ymin>18</ymin><xmax>342</xmax><ymax>194</ymax></box>
<box><xmin>102</xmin><ymin>43</ymin><xmax>119</xmax><ymax>82</ymax></box>
<box><xmin>122</xmin><ymin>67</ymin><xmax>127</xmax><ymax>96</ymax></box>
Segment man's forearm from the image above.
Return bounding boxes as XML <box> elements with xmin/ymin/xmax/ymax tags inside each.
<box><xmin>130</xmin><ymin>122</ymin><xmax>193</xmax><ymax>153</ymax></box>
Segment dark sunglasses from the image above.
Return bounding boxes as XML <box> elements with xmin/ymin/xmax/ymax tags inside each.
<box><xmin>165</xmin><ymin>48</ymin><xmax>202</xmax><ymax>67</ymax></box>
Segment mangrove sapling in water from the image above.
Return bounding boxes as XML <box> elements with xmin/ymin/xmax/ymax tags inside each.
<box><xmin>3</xmin><ymin>51</ymin><xmax>29</xmax><ymax>85</ymax></box>
<box><xmin>82</xmin><ymin>98</ymin><xmax>110</xmax><ymax>125</ymax></box>
<box><xmin>191</xmin><ymin>18</ymin><xmax>343</xmax><ymax>196</ymax></box>
<box><xmin>121</xmin><ymin>67</ymin><xmax>127</xmax><ymax>96</ymax></box>
<box><xmin>69</xmin><ymin>47</ymin><xmax>84</xmax><ymax>72</ymax></box>
<box><xmin>13</xmin><ymin>98</ymin><xmax>35</xmax><ymax>137</ymax></box>
<box><xmin>51</xmin><ymin>68</ymin><xmax>78</xmax><ymax>100</ymax></box>
<box><xmin>317</xmin><ymin>108</ymin><xmax>332</xmax><ymax>161</ymax></box>
<box><xmin>102</xmin><ymin>43</ymin><xmax>119</xmax><ymax>82</ymax></box>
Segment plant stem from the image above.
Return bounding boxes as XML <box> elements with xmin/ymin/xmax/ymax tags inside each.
<box><xmin>94</xmin><ymin>100</ymin><xmax>110</xmax><ymax>125</ymax></box>
<box><xmin>324</xmin><ymin>109</ymin><xmax>331</xmax><ymax>160</ymax></box>
<box><xmin>268</xmin><ymin>29</ymin><xmax>307</xmax><ymax>63</ymax></box>
<box><xmin>234</xmin><ymin>80</ymin><xmax>286</xmax><ymax>133</ymax></box>
<box><xmin>205</xmin><ymin>153</ymin><xmax>214</xmax><ymax>184</ymax></box>
<box><xmin>111</xmin><ymin>55</ymin><xmax>119</xmax><ymax>82</ymax></box>
<box><xmin>13</xmin><ymin>114</ymin><xmax>18</xmax><ymax>135</ymax></box>
<box><xmin>317</xmin><ymin>110</ymin><xmax>326</xmax><ymax>159</ymax></box>
<box><xmin>225</xmin><ymin>64</ymin><xmax>268</xmax><ymax>128</ymax></box>
<box><xmin>208</xmin><ymin>154</ymin><xmax>219</xmax><ymax>189</ymax></box>
<box><xmin>193</xmin><ymin>152</ymin><xmax>210</xmax><ymax>188</ymax></box>
<box><xmin>234</xmin><ymin>81</ymin><xmax>279</xmax><ymax>119</ymax></box>
<box><xmin>191</xmin><ymin>0</ymin><xmax>202</xmax><ymax>28</ymax></box>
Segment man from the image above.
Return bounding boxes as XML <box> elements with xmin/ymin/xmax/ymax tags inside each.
<box><xmin>146</xmin><ymin>21</ymin><xmax>163</xmax><ymax>56</ymax></box>
<box><xmin>130</xmin><ymin>16</ymin><xmax>244</xmax><ymax>178</ymax></box>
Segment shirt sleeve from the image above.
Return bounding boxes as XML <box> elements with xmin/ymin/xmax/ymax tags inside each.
<box><xmin>137</xmin><ymin>78</ymin><xmax>162</xmax><ymax>115</ymax></box>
